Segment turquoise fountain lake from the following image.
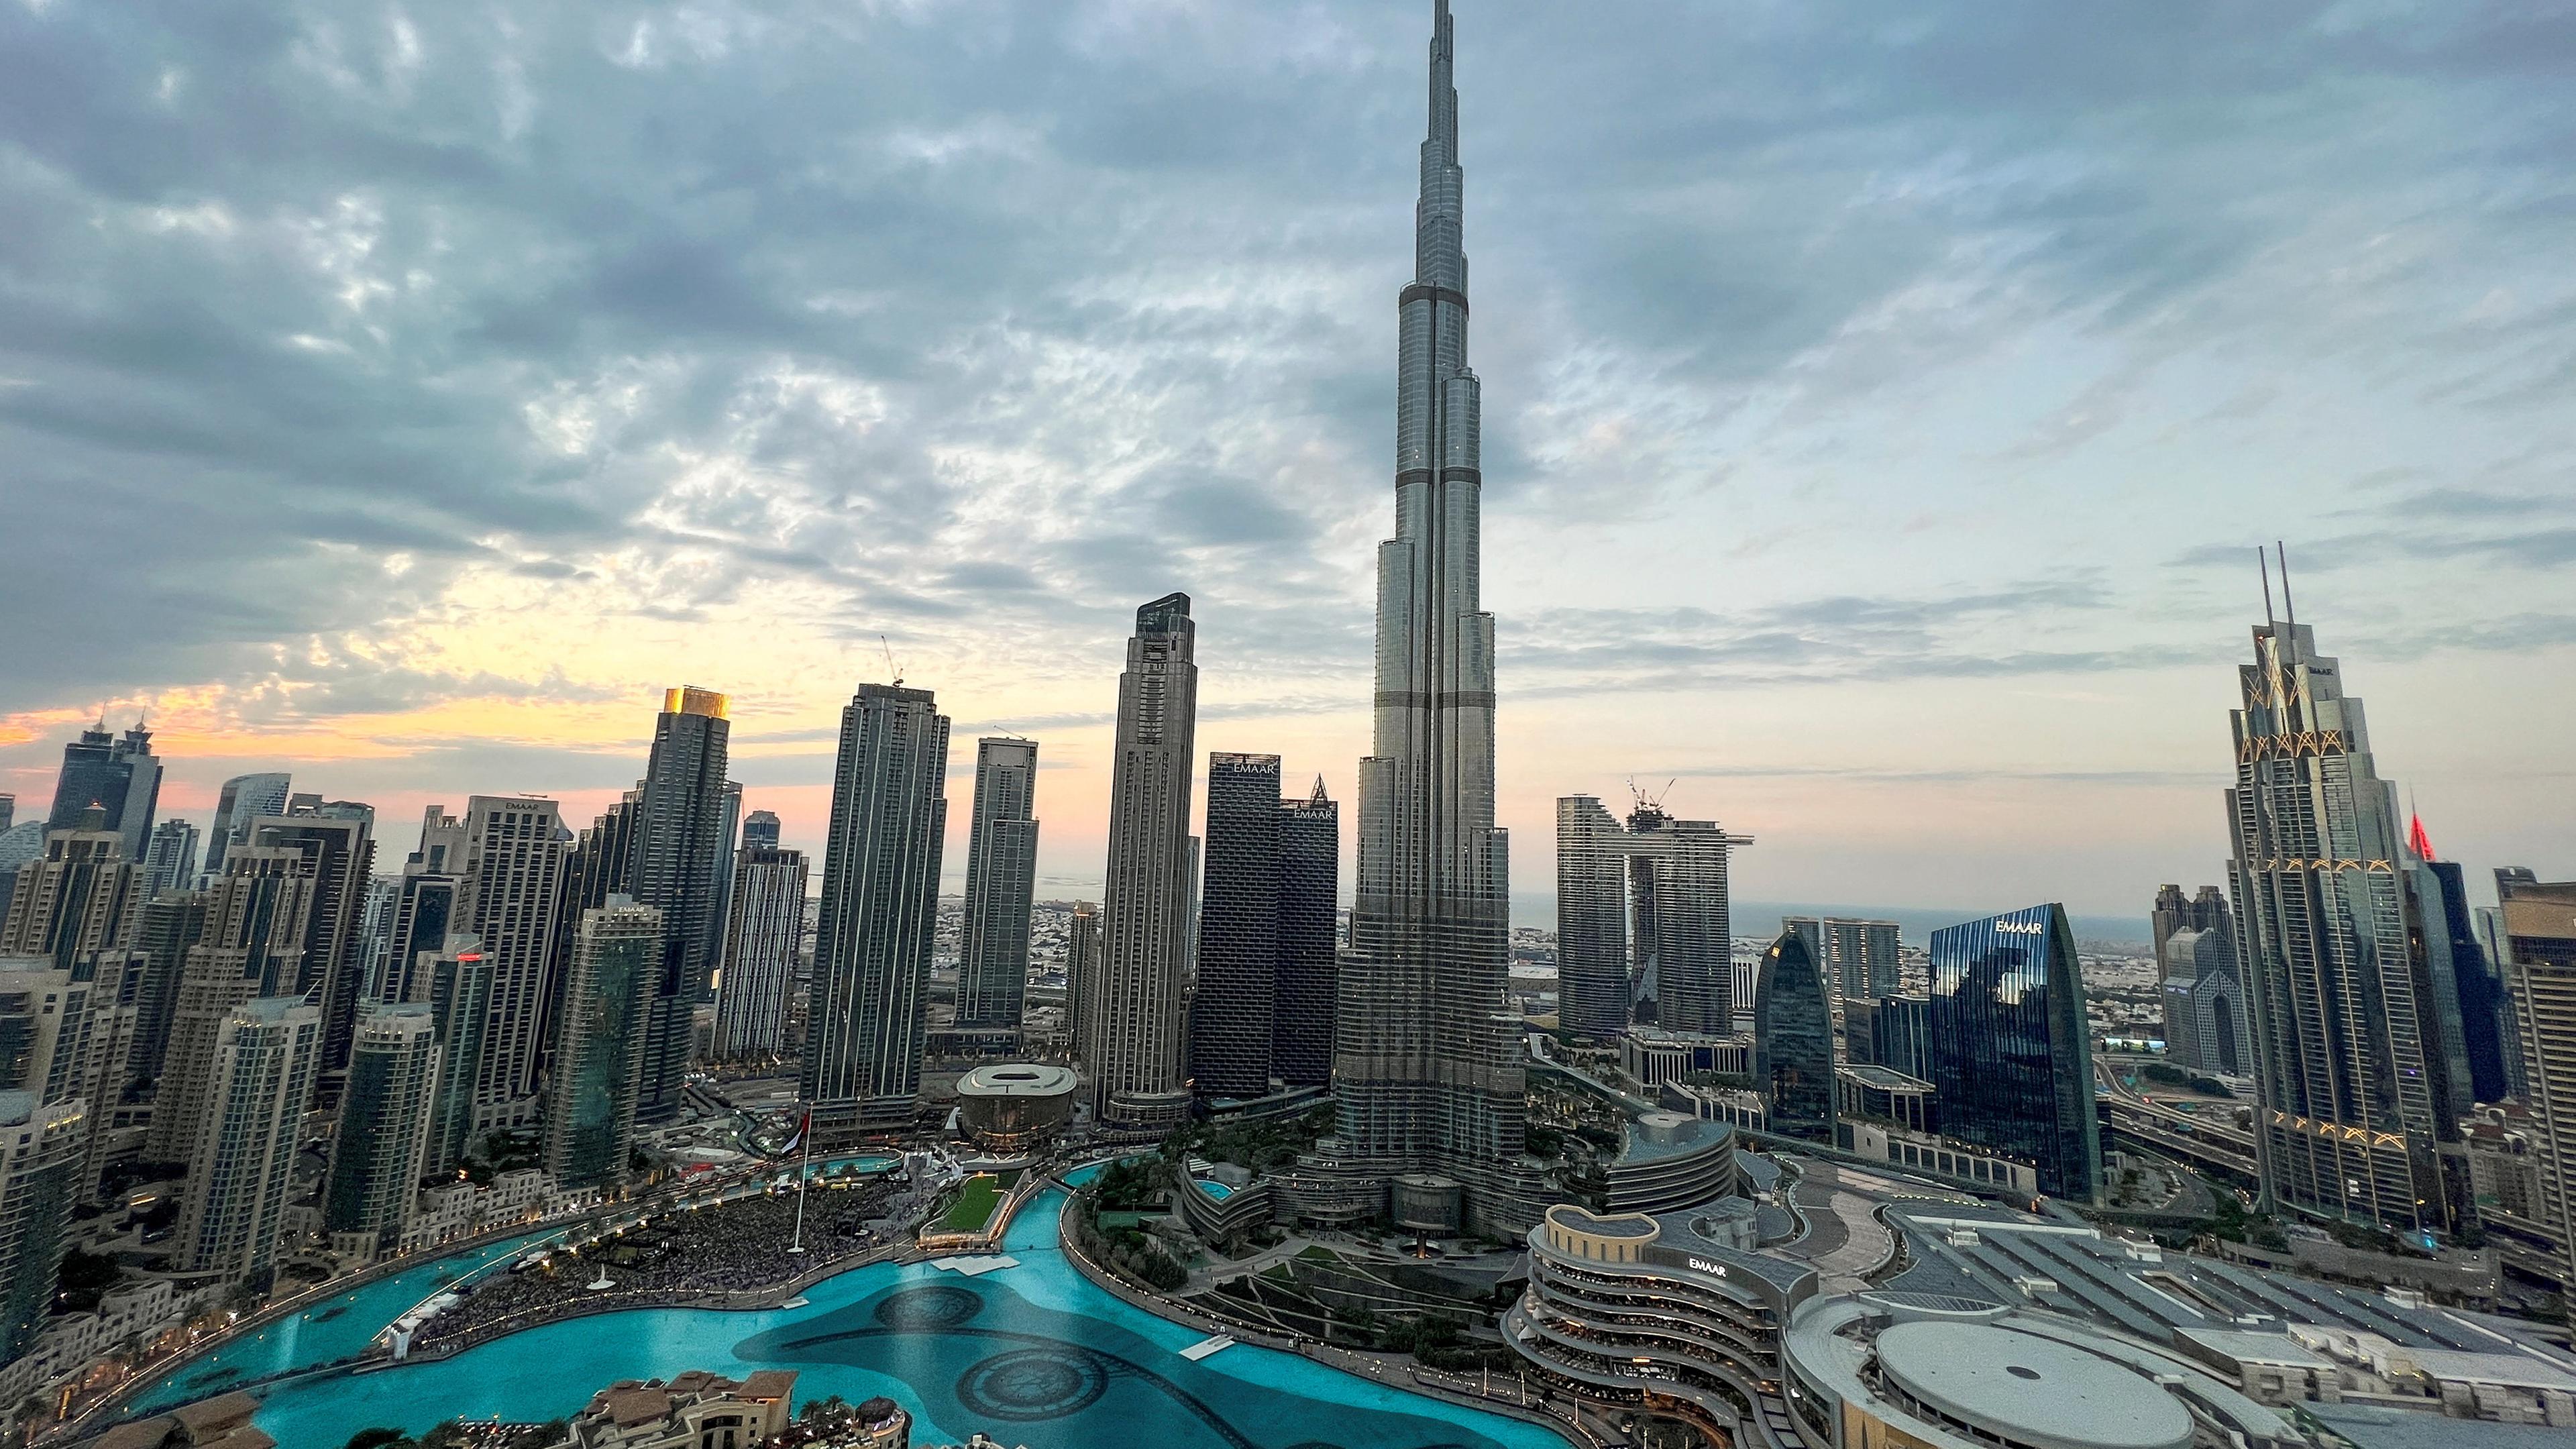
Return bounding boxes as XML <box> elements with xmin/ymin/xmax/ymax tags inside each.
<box><xmin>136</xmin><ymin>1179</ymin><xmax>1565</xmax><ymax>1449</ymax></box>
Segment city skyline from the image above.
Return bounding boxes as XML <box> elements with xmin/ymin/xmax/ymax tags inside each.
<box><xmin>1</xmin><ymin>6</ymin><xmax>2567</xmax><ymax>920</ymax></box>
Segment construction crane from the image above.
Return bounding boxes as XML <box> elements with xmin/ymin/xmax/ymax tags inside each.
<box><xmin>880</xmin><ymin>634</ymin><xmax>902</xmax><ymax>688</ymax></box>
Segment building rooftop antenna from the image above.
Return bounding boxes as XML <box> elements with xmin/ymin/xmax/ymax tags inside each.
<box><xmin>2276</xmin><ymin>540</ymin><xmax>2296</xmax><ymax>629</ymax></box>
<box><xmin>2258</xmin><ymin>546</ymin><xmax>2274</xmax><ymax>627</ymax></box>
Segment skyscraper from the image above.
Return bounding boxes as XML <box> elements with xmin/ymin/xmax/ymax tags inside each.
<box><xmin>741</xmin><ymin>810</ymin><xmax>782</xmax><ymax>852</ymax></box>
<box><xmin>1186</xmin><ymin>757</ymin><xmax>1340</xmax><ymax>1104</ymax></box>
<box><xmin>1191</xmin><ymin>753</ymin><xmax>1285</xmax><ymax>1102</ymax></box>
<box><xmin>1275</xmin><ymin>777</ymin><xmax>1340</xmax><ymax>1091</ymax></box>
<box><xmin>457</xmin><ymin>796</ymin><xmax>569</xmax><ymax>1127</ymax></box>
<box><xmin>146</xmin><ymin>847</ymin><xmax>314</xmax><ymax>1162</ymax></box>
<box><xmin>422</xmin><ymin>937</ymin><xmax>494</xmax><ymax>1177</ymax></box>
<box><xmin>2160</xmin><ymin>928</ymin><xmax>2251</xmax><ymax>1077</ymax></box>
<box><xmin>711</xmin><ymin>846</ymin><xmax>809</xmax><ymax>1062</ymax></box>
<box><xmin>382</xmin><ymin>805</ymin><xmax>471</xmax><ymax>1006</ymax></box>
<box><xmin>1754</xmin><ymin>929</ymin><xmax>1835</xmax><ymax>1144</ymax></box>
<box><xmin>802</xmin><ymin>684</ymin><xmax>948</xmax><ymax>1138</ymax></box>
<box><xmin>2406</xmin><ymin>820</ymin><xmax>2510</xmax><ymax>1114</ymax></box>
<box><xmin>1085</xmin><ymin>596</ymin><xmax>1198</xmax><ymax>1134</ymax></box>
<box><xmin>1063</xmin><ymin>900</ymin><xmax>1099</xmax><ymax>1055</ymax></box>
<box><xmin>2498</xmin><ymin>873</ymin><xmax>2576</xmax><ymax>1286</ymax></box>
<box><xmin>1554</xmin><ymin>796</ymin><xmax>1633</xmax><ymax>1037</ymax></box>
<box><xmin>631</xmin><ymin>687</ymin><xmax>733</xmax><ymax>1126</ymax></box>
<box><xmin>203</xmin><ymin>772</ymin><xmax>290</xmax><ymax>880</ymax></box>
<box><xmin>176</xmin><ymin>996</ymin><xmax>323</xmax><ymax>1281</ymax></box>
<box><xmin>2151</xmin><ymin>883</ymin><xmax>2235</xmax><ymax>966</ymax></box>
<box><xmin>544</xmin><ymin>899</ymin><xmax>661</xmax><ymax>1192</ymax></box>
<box><xmin>253</xmin><ymin>798</ymin><xmax>377</xmax><ymax>1097</ymax></box>
<box><xmin>2224</xmin><ymin>572</ymin><xmax>2449</xmax><ymax>1232</ymax></box>
<box><xmin>1558</xmin><ymin>797</ymin><xmax>1752</xmax><ymax>1038</ymax></box>
<box><xmin>1779</xmin><ymin>916</ymin><xmax>1902</xmax><ymax>1007</ymax></box>
<box><xmin>1332</xmin><ymin>4</ymin><xmax>1536</xmax><ymax>1230</ymax></box>
<box><xmin>129</xmin><ymin>890</ymin><xmax>209</xmax><ymax>1083</ymax></box>
<box><xmin>141</xmin><ymin>820</ymin><xmax>201</xmax><ymax>900</ymax></box>
<box><xmin>1929</xmin><ymin>904</ymin><xmax>2099</xmax><ymax>1201</ymax></box>
<box><xmin>0</xmin><ymin>806</ymin><xmax>142</xmax><ymax>973</ymax></box>
<box><xmin>957</xmin><ymin>738</ymin><xmax>1040</xmax><ymax>1032</ymax></box>
<box><xmin>0</xmin><ymin>1092</ymin><xmax>85</xmax><ymax>1362</ymax></box>
<box><xmin>43</xmin><ymin>720</ymin><xmax>161</xmax><ymax>863</ymax></box>
<box><xmin>324</xmin><ymin>1004</ymin><xmax>439</xmax><ymax>1259</ymax></box>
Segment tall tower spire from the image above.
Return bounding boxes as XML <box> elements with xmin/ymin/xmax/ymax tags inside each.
<box><xmin>1336</xmin><ymin>0</ymin><xmax>1535</xmax><ymax>1234</ymax></box>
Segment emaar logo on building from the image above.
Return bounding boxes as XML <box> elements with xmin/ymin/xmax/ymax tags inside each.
<box><xmin>1995</xmin><ymin>919</ymin><xmax>2047</xmax><ymax>936</ymax></box>
<box><xmin>1686</xmin><ymin>1256</ymin><xmax>1730</xmax><ymax>1277</ymax></box>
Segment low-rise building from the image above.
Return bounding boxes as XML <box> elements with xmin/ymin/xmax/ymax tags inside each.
<box><xmin>1621</xmin><ymin>1028</ymin><xmax>1753</xmax><ymax>1091</ymax></box>
<box><xmin>1659</xmin><ymin>1079</ymin><xmax>1768</xmax><ymax>1133</ymax></box>
<box><xmin>1834</xmin><ymin>1063</ymin><xmax>1935</xmax><ymax>1134</ymax></box>
<box><xmin>1838</xmin><ymin>1118</ymin><xmax>2041</xmax><ymax>1197</ymax></box>
<box><xmin>1780</xmin><ymin>1293</ymin><xmax>2298</xmax><ymax>1449</ymax></box>
<box><xmin>560</xmin><ymin>1368</ymin><xmax>798</xmax><ymax>1448</ymax></box>
<box><xmin>1506</xmin><ymin>1202</ymin><xmax>1817</xmax><ymax>1434</ymax></box>
<box><xmin>93</xmin><ymin>1391</ymin><xmax>274</xmax><ymax>1449</ymax></box>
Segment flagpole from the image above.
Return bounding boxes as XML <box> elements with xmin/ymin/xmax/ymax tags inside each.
<box><xmin>788</xmin><ymin>1104</ymin><xmax>812</xmax><ymax>1256</ymax></box>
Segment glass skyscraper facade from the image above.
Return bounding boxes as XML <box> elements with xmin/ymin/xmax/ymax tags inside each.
<box><xmin>1928</xmin><ymin>903</ymin><xmax>2099</xmax><ymax>1202</ymax></box>
<box><xmin>1754</xmin><ymin>929</ymin><xmax>1835</xmax><ymax>1145</ymax></box>
<box><xmin>544</xmin><ymin>899</ymin><xmax>659</xmax><ymax>1191</ymax></box>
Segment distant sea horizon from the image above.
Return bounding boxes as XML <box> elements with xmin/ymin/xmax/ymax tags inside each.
<box><xmin>1507</xmin><ymin>894</ymin><xmax>2154</xmax><ymax>949</ymax></box>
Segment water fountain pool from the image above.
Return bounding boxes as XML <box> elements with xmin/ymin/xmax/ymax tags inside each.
<box><xmin>160</xmin><ymin>1177</ymin><xmax>1563</xmax><ymax>1448</ymax></box>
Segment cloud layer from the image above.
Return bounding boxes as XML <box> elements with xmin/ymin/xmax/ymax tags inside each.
<box><xmin>3</xmin><ymin>1</ymin><xmax>2571</xmax><ymax>916</ymax></box>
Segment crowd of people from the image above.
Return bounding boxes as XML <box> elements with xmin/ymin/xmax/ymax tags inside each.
<box><xmin>415</xmin><ymin>1179</ymin><xmax>906</xmax><ymax>1348</ymax></box>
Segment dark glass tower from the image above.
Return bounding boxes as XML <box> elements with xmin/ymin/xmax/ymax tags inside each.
<box><xmin>1275</xmin><ymin>777</ymin><xmax>1340</xmax><ymax>1091</ymax></box>
<box><xmin>1929</xmin><ymin>904</ymin><xmax>2100</xmax><ymax>1201</ymax></box>
<box><xmin>1754</xmin><ymin>929</ymin><xmax>1835</xmax><ymax>1144</ymax></box>
<box><xmin>1191</xmin><ymin>753</ymin><xmax>1284</xmax><ymax>1102</ymax></box>
<box><xmin>44</xmin><ymin>720</ymin><xmax>161</xmax><ymax>863</ymax></box>
<box><xmin>632</xmin><ymin>687</ymin><xmax>733</xmax><ymax>1125</ymax></box>
<box><xmin>957</xmin><ymin>738</ymin><xmax>1040</xmax><ymax>1031</ymax></box>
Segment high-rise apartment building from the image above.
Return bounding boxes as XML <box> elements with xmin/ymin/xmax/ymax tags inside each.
<box><xmin>253</xmin><ymin>798</ymin><xmax>377</xmax><ymax>1095</ymax></box>
<box><xmin>423</xmin><ymin>937</ymin><xmax>494</xmax><ymax>1177</ymax></box>
<box><xmin>802</xmin><ymin>684</ymin><xmax>948</xmax><ymax>1137</ymax></box>
<box><xmin>1063</xmin><ymin>901</ymin><xmax>1099</xmax><ymax>1054</ymax></box>
<box><xmin>957</xmin><ymin>739</ymin><xmax>1040</xmax><ymax>1033</ymax></box>
<box><xmin>324</xmin><ymin>1004</ymin><xmax>439</xmax><ymax>1258</ymax></box>
<box><xmin>43</xmin><ymin>720</ymin><xmax>161</xmax><ymax>863</ymax></box>
<box><xmin>354</xmin><ymin>875</ymin><xmax>398</xmax><ymax>1007</ymax></box>
<box><xmin>0</xmin><ymin>1091</ymin><xmax>85</xmax><ymax>1361</ymax></box>
<box><xmin>146</xmin><ymin>847</ymin><xmax>313</xmax><ymax>1161</ymax></box>
<box><xmin>741</xmin><ymin>810</ymin><xmax>782</xmax><ymax>852</ymax></box>
<box><xmin>129</xmin><ymin>890</ymin><xmax>209</xmax><ymax>1083</ymax></box>
<box><xmin>1085</xmin><ymin>596</ymin><xmax>1198</xmax><ymax>1134</ymax></box>
<box><xmin>176</xmin><ymin>996</ymin><xmax>323</xmax><ymax>1282</ymax></box>
<box><xmin>0</xmin><ymin>807</ymin><xmax>142</xmax><ymax>973</ymax></box>
<box><xmin>0</xmin><ymin>797</ymin><xmax>11</xmax><ymax>833</ymax></box>
<box><xmin>631</xmin><ymin>688</ymin><xmax>734</xmax><ymax>1126</ymax></box>
<box><xmin>2498</xmin><ymin>874</ymin><xmax>2576</xmax><ymax>1285</ymax></box>
<box><xmin>456</xmin><ymin>796</ymin><xmax>569</xmax><ymax>1126</ymax></box>
<box><xmin>141</xmin><ymin>820</ymin><xmax>201</xmax><ymax>900</ymax></box>
<box><xmin>1754</xmin><ymin>929</ymin><xmax>1835</xmax><ymax>1144</ymax></box>
<box><xmin>1558</xmin><ymin>796</ymin><xmax>1751</xmax><ymax>1038</ymax></box>
<box><xmin>380</xmin><ymin>805</ymin><xmax>471</xmax><ymax>1006</ymax></box>
<box><xmin>1780</xmin><ymin>916</ymin><xmax>1902</xmax><ymax>1006</ymax></box>
<box><xmin>545</xmin><ymin>899</ymin><xmax>660</xmax><ymax>1191</ymax></box>
<box><xmin>1187</xmin><ymin>759</ymin><xmax>1340</xmax><ymax>1102</ymax></box>
<box><xmin>1929</xmin><ymin>904</ymin><xmax>2099</xmax><ymax>1201</ymax></box>
<box><xmin>203</xmin><ymin>772</ymin><xmax>290</xmax><ymax>880</ymax></box>
<box><xmin>2223</xmin><ymin>582</ymin><xmax>2449</xmax><ymax>1232</ymax></box>
<box><xmin>711</xmin><ymin>847</ymin><xmax>809</xmax><ymax>1062</ymax></box>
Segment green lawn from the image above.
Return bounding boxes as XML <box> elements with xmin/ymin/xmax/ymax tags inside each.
<box><xmin>938</xmin><ymin>1174</ymin><xmax>1006</xmax><ymax>1234</ymax></box>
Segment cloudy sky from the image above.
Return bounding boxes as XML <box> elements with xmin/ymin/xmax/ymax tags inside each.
<box><xmin>3</xmin><ymin>1</ymin><xmax>2570</xmax><ymax>923</ymax></box>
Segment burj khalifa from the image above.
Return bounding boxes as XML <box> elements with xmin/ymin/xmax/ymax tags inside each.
<box><xmin>1333</xmin><ymin>0</ymin><xmax>1537</xmax><ymax>1232</ymax></box>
